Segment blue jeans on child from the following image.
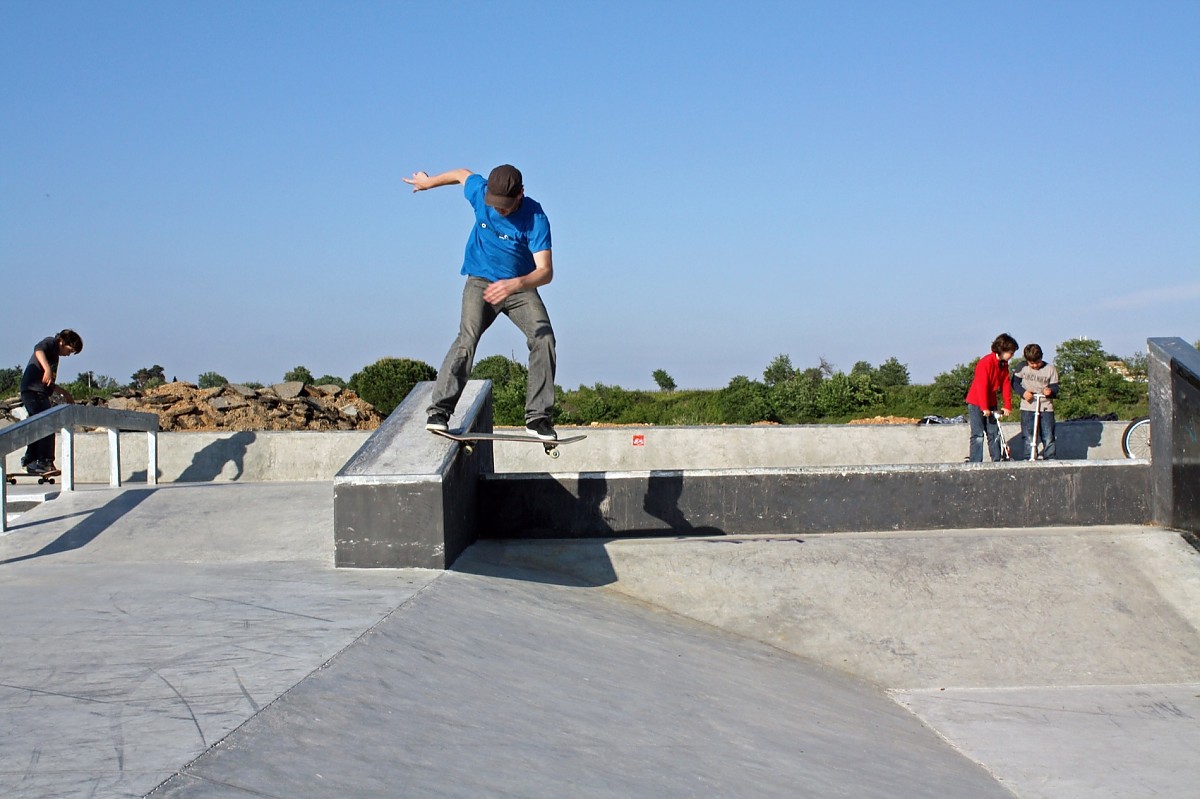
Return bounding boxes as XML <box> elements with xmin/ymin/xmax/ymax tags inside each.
<box><xmin>1020</xmin><ymin>409</ymin><xmax>1056</xmax><ymax>459</ymax></box>
<box><xmin>967</xmin><ymin>404</ymin><xmax>1003</xmax><ymax>462</ymax></box>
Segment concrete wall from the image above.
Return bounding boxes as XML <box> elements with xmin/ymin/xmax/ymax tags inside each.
<box><xmin>493</xmin><ymin>420</ymin><xmax>1133</xmax><ymax>473</ymax></box>
<box><xmin>1148</xmin><ymin>338</ymin><xmax>1200</xmax><ymax>533</ymax></box>
<box><xmin>2</xmin><ymin>418</ymin><xmax>1133</xmax><ymax>483</ymax></box>
<box><xmin>480</xmin><ymin>461</ymin><xmax>1152</xmax><ymax>539</ymax></box>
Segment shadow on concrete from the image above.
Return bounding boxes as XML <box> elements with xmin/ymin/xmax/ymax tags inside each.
<box><xmin>0</xmin><ymin>488</ymin><xmax>157</xmax><ymax>564</ymax></box>
<box><xmin>1056</xmin><ymin>421</ymin><xmax>1104</xmax><ymax>460</ymax></box>
<box><xmin>177</xmin><ymin>431</ymin><xmax>257</xmax><ymax>482</ymax></box>
<box><xmin>484</xmin><ymin>471</ymin><xmax>727</xmax><ymax>539</ymax></box>
<box><xmin>453</xmin><ymin>538</ymin><xmax>620</xmax><ymax>587</ymax></box>
<box><xmin>641</xmin><ymin>471</ymin><xmax>726</xmax><ymax>535</ymax></box>
<box><xmin>451</xmin><ymin>537</ymin><xmax>619</xmax><ymax>583</ymax></box>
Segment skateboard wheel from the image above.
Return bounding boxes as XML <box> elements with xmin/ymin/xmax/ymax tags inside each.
<box><xmin>464</xmin><ymin>444</ymin><xmax>475</xmax><ymax>455</ymax></box>
<box><xmin>548</xmin><ymin>447</ymin><xmax>560</xmax><ymax>459</ymax></box>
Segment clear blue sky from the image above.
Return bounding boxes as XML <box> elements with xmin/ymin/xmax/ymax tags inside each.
<box><xmin>3</xmin><ymin>1</ymin><xmax>1197</xmax><ymax>390</ymax></box>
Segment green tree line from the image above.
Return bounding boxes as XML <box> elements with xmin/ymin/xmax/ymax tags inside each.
<box><xmin>3</xmin><ymin>336</ymin><xmax>1186</xmax><ymax>425</ymax></box>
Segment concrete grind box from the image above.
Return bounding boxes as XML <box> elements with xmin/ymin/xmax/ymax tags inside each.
<box><xmin>334</xmin><ymin>381</ymin><xmax>492</xmax><ymax>569</ymax></box>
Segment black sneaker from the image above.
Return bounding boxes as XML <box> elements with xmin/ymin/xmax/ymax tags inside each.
<box><xmin>26</xmin><ymin>460</ymin><xmax>51</xmax><ymax>475</ymax></box>
<box><xmin>425</xmin><ymin>413</ymin><xmax>450</xmax><ymax>432</ymax></box>
<box><xmin>525</xmin><ymin>418</ymin><xmax>557</xmax><ymax>441</ymax></box>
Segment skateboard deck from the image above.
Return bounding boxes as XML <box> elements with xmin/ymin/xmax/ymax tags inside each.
<box><xmin>430</xmin><ymin>429</ymin><xmax>586</xmax><ymax>458</ymax></box>
<box><xmin>7</xmin><ymin>469</ymin><xmax>61</xmax><ymax>485</ymax></box>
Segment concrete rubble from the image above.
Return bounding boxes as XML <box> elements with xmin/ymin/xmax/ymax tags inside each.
<box><xmin>1</xmin><ymin>381</ymin><xmax>383</xmax><ymax>432</ymax></box>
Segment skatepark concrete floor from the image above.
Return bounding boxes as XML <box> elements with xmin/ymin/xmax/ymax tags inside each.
<box><xmin>2</xmin><ymin>481</ymin><xmax>1198</xmax><ymax>798</ymax></box>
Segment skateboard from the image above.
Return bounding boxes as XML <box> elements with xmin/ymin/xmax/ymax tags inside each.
<box><xmin>430</xmin><ymin>429</ymin><xmax>586</xmax><ymax>458</ymax></box>
<box><xmin>6</xmin><ymin>469</ymin><xmax>61</xmax><ymax>485</ymax></box>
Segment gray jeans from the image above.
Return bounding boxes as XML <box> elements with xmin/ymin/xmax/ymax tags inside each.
<box><xmin>428</xmin><ymin>277</ymin><xmax>556</xmax><ymax>423</ymax></box>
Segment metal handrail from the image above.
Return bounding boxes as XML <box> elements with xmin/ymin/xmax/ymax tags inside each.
<box><xmin>1</xmin><ymin>404</ymin><xmax>159</xmax><ymax>532</ymax></box>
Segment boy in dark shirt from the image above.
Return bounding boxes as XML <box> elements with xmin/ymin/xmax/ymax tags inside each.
<box><xmin>19</xmin><ymin>329</ymin><xmax>83</xmax><ymax>473</ymax></box>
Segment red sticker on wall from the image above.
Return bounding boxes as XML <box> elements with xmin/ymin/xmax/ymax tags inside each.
<box><xmin>632</xmin><ymin>434</ymin><xmax>645</xmax><ymax>447</ymax></box>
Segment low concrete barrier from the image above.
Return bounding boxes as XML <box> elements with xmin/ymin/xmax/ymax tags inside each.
<box><xmin>493</xmin><ymin>420</ymin><xmax>1133</xmax><ymax>473</ymax></box>
<box><xmin>480</xmin><ymin>461</ymin><xmax>1152</xmax><ymax>539</ymax></box>
<box><xmin>1</xmin><ymin>418</ymin><xmax>1133</xmax><ymax>482</ymax></box>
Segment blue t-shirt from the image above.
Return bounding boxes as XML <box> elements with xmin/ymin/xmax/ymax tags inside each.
<box><xmin>460</xmin><ymin>173</ymin><xmax>551</xmax><ymax>281</ymax></box>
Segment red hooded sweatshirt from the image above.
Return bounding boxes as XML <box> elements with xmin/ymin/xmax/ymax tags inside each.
<box><xmin>965</xmin><ymin>353</ymin><xmax>1012</xmax><ymax>413</ymax></box>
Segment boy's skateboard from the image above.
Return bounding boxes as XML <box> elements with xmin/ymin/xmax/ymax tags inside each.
<box><xmin>7</xmin><ymin>469</ymin><xmax>62</xmax><ymax>485</ymax></box>
<box><xmin>430</xmin><ymin>429</ymin><xmax>586</xmax><ymax>459</ymax></box>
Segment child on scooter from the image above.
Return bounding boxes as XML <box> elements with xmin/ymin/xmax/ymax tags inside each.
<box><xmin>965</xmin><ymin>333</ymin><xmax>1018</xmax><ymax>462</ymax></box>
<box><xmin>1011</xmin><ymin>343</ymin><xmax>1059</xmax><ymax>459</ymax></box>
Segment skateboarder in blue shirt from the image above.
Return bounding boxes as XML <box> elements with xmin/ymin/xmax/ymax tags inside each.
<box><xmin>404</xmin><ymin>164</ymin><xmax>558</xmax><ymax>440</ymax></box>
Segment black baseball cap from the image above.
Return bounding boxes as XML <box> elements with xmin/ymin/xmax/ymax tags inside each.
<box><xmin>484</xmin><ymin>164</ymin><xmax>523</xmax><ymax>210</ymax></box>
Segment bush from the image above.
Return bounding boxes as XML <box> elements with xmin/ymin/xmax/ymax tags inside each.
<box><xmin>558</xmin><ymin>383</ymin><xmax>635</xmax><ymax>425</ymax></box>
<box><xmin>816</xmin><ymin>372</ymin><xmax>883</xmax><ymax>418</ymax></box>
<box><xmin>131</xmin><ymin>365</ymin><xmax>166</xmax><ymax>390</ymax></box>
<box><xmin>0</xmin><ymin>365</ymin><xmax>21</xmax><ymax>398</ymax></box>
<box><xmin>198</xmin><ymin>372</ymin><xmax>229</xmax><ymax>389</ymax></box>
<box><xmin>471</xmin><ymin>355</ymin><xmax>529</xmax><ymax>426</ymax></box>
<box><xmin>348</xmin><ymin>357</ymin><xmax>437</xmax><ymax>416</ymax></box>
<box><xmin>314</xmin><ymin>375</ymin><xmax>347</xmax><ymax>388</ymax></box>
<box><xmin>284</xmin><ymin>365</ymin><xmax>314</xmax><ymax>384</ymax></box>
<box><xmin>61</xmin><ymin>371</ymin><xmax>120</xmax><ymax>402</ymax></box>
<box><xmin>876</xmin><ymin>357</ymin><xmax>911</xmax><ymax>388</ymax></box>
<box><xmin>718</xmin><ymin>376</ymin><xmax>774</xmax><ymax>424</ymax></box>
<box><xmin>769</xmin><ymin>373</ymin><xmax>822</xmax><ymax>422</ymax></box>
<box><xmin>930</xmin><ymin>362</ymin><xmax>975</xmax><ymax>409</ymax></box>
<box><xmin>1053</xmin><ymin>338</ymin><xmax>1145</xmax><ymax>419</ymax></box>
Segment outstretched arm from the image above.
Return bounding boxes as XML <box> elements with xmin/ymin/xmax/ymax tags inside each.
<box><xmin>403</xmin><ymin>168</ymin><xmax>473</xmax><ymax>192</ymax></box>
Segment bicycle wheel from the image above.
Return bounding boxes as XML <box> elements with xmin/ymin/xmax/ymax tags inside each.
<box><xmin>1121</xmin><ymin>416</ymin><xmax>1151</xmax><ymax>459</ymax></box>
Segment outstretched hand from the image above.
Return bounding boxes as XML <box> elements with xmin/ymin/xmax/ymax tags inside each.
<box><xmin>403</xmin><ymin>171</ymin><xmax>432</xmax><ymax>192</ymax></box>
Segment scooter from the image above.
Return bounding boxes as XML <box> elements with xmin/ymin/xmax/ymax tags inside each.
<box><xmin>1030</xmin><ymin>395</ymin><xmax>1042</xmax><ymax>461</ymax></box>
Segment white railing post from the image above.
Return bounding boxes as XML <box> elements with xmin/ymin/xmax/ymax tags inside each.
<box><xmin>61</xmin><ymin>426</ymin><xmax>75</xmax><ymax>492</ymax></box>
<box><xmin>147</xmin><ymin>431</ymin><xmax>158</xmax><ymax>485</ymax></box>
<box><xmin>108</xmin><ymin>428</ymin><xmax>121</xmax><ymax>487</ymax></box>
<box><xmin>1</xmin><ymin>460</ymin><xmax>8</xmax><ymax>533</ymax></box>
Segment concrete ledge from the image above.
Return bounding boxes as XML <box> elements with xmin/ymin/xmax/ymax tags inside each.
<box><xmin>492</xmin><ymin>420</ymin><xmax>1134</xmax><ymax>473</ymax></box>
<box><xmin>333</xmin><ymin>381</ymin><xmax>492</xmax><ymax>569</ymax></box>
<box><xmin>1</xmin><ymin>419</ymin><xmax>1135</xmax><ymax>481</ymax></box>
<box><xmin>479</xmin><ymin>460</ymin><xmax>1152</xmax><ymax>538</ymax></box>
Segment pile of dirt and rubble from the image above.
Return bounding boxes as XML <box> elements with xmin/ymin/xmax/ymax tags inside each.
<box><xmin>0</xmin><ymin>382</ymin><xmax>383</xmax><ymax>432</ymax></box>
<box><xmin>847</xmin><ymin>415</ymin><xmax>922</xmax><ymax>425</ymax></box>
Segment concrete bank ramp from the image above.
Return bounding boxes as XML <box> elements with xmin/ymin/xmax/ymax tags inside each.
<box><xmin>156</xmin><ymin>566</ymin><xmax>1009</xmax><ymax>798</ymax></box>
<box><xmin>471</xmin><ymin>527</ymin><xmax>1200</xmax><ymax>797</ymax></box>
<box><xmin>0</xmin><ymin>483</ymin><xmax>436</xmax><ymax>799</ymax></box>
<box><xmin>2</xmin><ymin>483</ymin><xmax>1007</xmax><ymax>798</ymax></box>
